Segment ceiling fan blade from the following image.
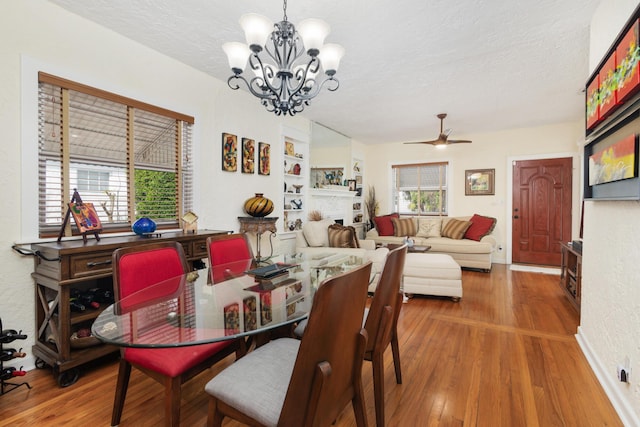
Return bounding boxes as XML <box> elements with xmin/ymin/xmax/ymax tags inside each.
<box><xmin>446</xmin><ymin>139</ymin><xmax>473</xmax><ymax>144</ymax></box>
<box><xmin>403</xmin><ymin>139</ymin><xmax>441</xmax><ymax>145</ymax></box>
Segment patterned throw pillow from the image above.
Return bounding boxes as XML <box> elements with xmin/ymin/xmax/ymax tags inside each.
<box><xmin>416</xmin><ymin>218</ymin><xmax>442</xmax><ymax>238</ymax></box>
<box><xmin>327</xmin><ymin>224</ymin><xmax>360</xmax><ymax>248</ymax></box>
<box><xmin>373</xmin><ymin>213</ymin><xmax>399</xmax><ymax>236</ymax></box>
<box><xmin>391</xmin><ymin>217</ymin><xmax>416</xmax><ymax>237</ymax></box>
<box><xmin>442</xmin><ymin>219</ymin><xmax>472</xmax><ymax>240</ymax></box>
<box><xmin>464</xmin><ymin>214</ymin><xmax>497</xmax><ymax>241</ymax></box>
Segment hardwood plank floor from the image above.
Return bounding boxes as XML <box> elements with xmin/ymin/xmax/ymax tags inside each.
<box><xmin>0</xmin><ymin>265</ymin><xmax>621</xmax><ymax>426</ymax></box>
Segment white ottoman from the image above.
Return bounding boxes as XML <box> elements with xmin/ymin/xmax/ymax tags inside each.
<box><xmin>403</xmin><ymin>253</ymin><xmax>462</xmax><ymax>301</ymax></box>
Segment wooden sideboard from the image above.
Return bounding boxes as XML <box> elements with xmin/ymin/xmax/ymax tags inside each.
<box><xmin>559</xmin><ymin>241</ymin><xmax>582</xmax><ymax>313</ymax></box>
<box><xmin>30</xmin><ymin>229</ymin><xmax>229</xmax><ymax>387</ymax></box>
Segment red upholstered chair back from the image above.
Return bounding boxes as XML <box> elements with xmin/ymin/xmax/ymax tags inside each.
<box><xmin>207</xmin><ymin>233</ymin><xmax>253</xmax><ymax>265</ymax></box>
<box><xmin>112</xmin><ymin>242</ymin><xmax>189</xmax><ymax>310</ymax></box>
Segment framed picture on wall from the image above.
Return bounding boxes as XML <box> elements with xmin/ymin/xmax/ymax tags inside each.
<box><xmin>222</xmin><ymin>133</ymin><xmax>237</xmax><ymax>172</ymax></box>
<box><xmin>259</xmin><ymin>142</ymin><xmax>270</xmax><ymax>175</ymax></box>
<box><xmin>242</xmin><ymin>138</ymin><xmax>255</xmax><ymax>174</ymax></box>
<box><xmin>465</xmin><ymin>169</ymin><xmax>495</xmax><ymax>195</ymax></box>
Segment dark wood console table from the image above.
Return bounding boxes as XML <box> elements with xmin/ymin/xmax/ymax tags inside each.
<box><xmin>30</xmin><ymin>229</ymin><xmax>229</xmax><ymax>387</ymax></box>
<box><xmin>559</xmin><ymin>241</ymin><xmax>582</xmax><ymax>313</ymax></box>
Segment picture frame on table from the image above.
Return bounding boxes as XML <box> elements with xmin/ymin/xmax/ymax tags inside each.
<box><xmin>347</xmin><ymin>179</ymin><xmax>357</xmax><ymax>191</ymax></box>
<box><xmin>465</xmin><ymin>169</ymin><xmax>495</xmax><ymax>196</ymax></box>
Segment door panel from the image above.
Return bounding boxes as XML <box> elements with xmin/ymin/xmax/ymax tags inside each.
<box><xmin>512</xmin><ymin>158</ymin><xmax>572</xmax><ymax>266</ymax></box>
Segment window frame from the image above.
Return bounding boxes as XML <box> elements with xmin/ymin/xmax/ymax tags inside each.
<box><xmin>391</xmin><ymin>161</ymin><xmax>450</xmax><ymax>216</ymax></box>
<box><xmin>37</xmin><ymin>72</ymin><xmax>195</xmax><ymax>238</ymax></box>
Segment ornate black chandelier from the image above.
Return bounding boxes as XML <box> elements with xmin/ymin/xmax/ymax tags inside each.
<box><xmin>222</xmin><ymin>0</ymin><xmax>345</xmax><ymax>116</ymax></box>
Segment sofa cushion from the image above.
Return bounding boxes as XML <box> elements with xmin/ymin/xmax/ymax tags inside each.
<box><xmin>416</xmin><ymin>217</ymin><xmax>442</xmax><ymax>238</ymax></box>
<box><xmin>328</xmin><ymin>223</ymin><xmax>360</xmax><ymax>248</ymax></box>
<box><xmin>391</xmin><ymin>217</ymin><xmax>416</xmax><ymax>237</ymax></box>
<box><xmin>442</xmin><ymin>219</ymin><xmax>472</xmax><ymax>240</ymax></box>
<box><xmin>464</xmin><ymin>214</ymin><xmax>497</xmax><ymax>241</ymax></box>
<box><xmin>373</xmin><ymin>213</ymin><xmax>399</xmax><ymax>236</ymax></box>
<box><xmin>302</xmin><ymin>218</ymin><xmax>335</xmax><ymax>247</ymax></box>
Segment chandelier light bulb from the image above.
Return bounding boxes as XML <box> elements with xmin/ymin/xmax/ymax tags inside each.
<box><xmin>318</xmin><ymin>43</ymin><xmax>345</xmax><ymax>75</ymax></box>
<box><xmin>297</xmin><ymin>18</ymin><xmax>331</xmax><ymax>56</ymax></box>
<box><xmin>239</xmin><ymin>13</ymin><xmax>274</xmax><ymax>51</ymax></box>
<box><xmin>222</xmin><ymin>42</ymin><xmax>251</xmax><ymax>73</ymax></box>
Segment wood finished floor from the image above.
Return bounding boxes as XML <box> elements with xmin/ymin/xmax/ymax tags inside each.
<box><xmin>0</xmin><ymin>265</ymin><xmax>622</xmax><ymax>426</ymax></box>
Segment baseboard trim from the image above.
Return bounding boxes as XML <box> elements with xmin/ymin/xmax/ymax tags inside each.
<box><xmin>576</xmin><ymin>326</ymin><xmax>639</xmax><ymax>427</ymax></box>
<box><xmin>509</xmin><ymin>264</ymin><xmax>560</xmax><ymax>275</ymax></box>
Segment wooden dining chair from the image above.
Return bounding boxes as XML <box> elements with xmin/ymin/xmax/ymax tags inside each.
<box><xmin>204</xmin><ymin>261</ymin><xmax>373</xmax><ymax>427</ymax></box>
<box><xmin>206</xmin><ymin>233</ymin><xmax>254</xmax><ymax>282</ymax></box>
<box><xmin>110</xmin><ymin>241</ymin><xmax>240</xmax><ymax>427</ymax></box>
<box><xmin>363</xmin><ymin>244</ymin><xmax>407</xmax><ymax>427</ymax></box>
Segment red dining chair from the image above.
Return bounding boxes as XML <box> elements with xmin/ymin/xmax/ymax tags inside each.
<box><xmin>111</xmin><ymin>241</ymin><xmax>240</xmax><ymax>427</ymax></box>
<box><xmin>206</xmin><ymin>233</ymin><xmax>254</xmax><ymax>282</ymax></box>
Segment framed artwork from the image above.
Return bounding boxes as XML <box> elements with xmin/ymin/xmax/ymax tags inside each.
<box><xmin>221</xmin><ymin>133</ymin><xmax>237</xmax><ymax>172</ymax></box>
<box><xmin>223</xmin><ymin>303</ymin><xmax>240</xmax><ymax>336</ymax></box>
<box><xmin>69</xmin><ymin>202</ymin><xmax>102</xmax><ymax>233</ymax></box>
<box><xmin>347</xmin><ymin>179</ymin><xmax>357</xmax><ymax>191</ymax></box>
<box><xmin>598</xmin><ymin>52</ymin><xmax>618</xmax><ymax>119</ymax></box>
<box><xmin>465</xmin><ymin>169</ymin><xmax>495</xmax><ymax>196</ymax></box>
<box><xmin>586</xmin><ymin>75</ymin><xmax>600</xmax><ymax>130</ymax></box>
<box><xmin>285</xmin><ymin>140</ymin><xmax>295</xmax><ymax>156</ymax></box>
<box><xmin>616</xmin><ymin>19</ymin><xmax>640</xmax><ymax>103</ymax></box>
<box><xmin>259</xmin><ymin>142</ymin><xmax>270</xmax><ymax>175</ymax></box>
<box><xmin>589</xmin><ymin>134</ymin><xmax>637</xmax><ymax>185</ymax></box>
<box><xmin>243</xmin><ymin>296</ymin><xmax>257</xmax><ymax>331</ymax></box>
<box><xmin>241</xmin><ymin>138</ymin><xmax>255</xmax><ymax>174</ymax></box>
<box><xmin>260</xmin><ymin>292</ymin><xmax>272</xmax><ymax>325</ymax></box>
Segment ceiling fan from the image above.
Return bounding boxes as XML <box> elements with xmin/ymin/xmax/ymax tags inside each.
<box><xmin>404</xmin><ymin>113</ymin><xmax>472</xmax><ymax>147</ymax></box>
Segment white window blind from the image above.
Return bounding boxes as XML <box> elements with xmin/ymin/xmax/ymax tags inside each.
<box><xmin>392</xmin><ymin>162</ymin><xmax>448</xmax><ymax>215</ymax></box>
<box><xmin>37</xmin><ymin>72</ymin><xmax>194</xmax><ymax>237</ymax></box>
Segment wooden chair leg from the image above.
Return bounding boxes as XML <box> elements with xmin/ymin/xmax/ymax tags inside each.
<box><xmin>165</xmin><ymin>376</ymin><xmax>182</xmax><ymax>427</ymax></box>
<box><xmin>352</xmin><ymin>378</ymin><xmax>369</xmax><ymax>427</ymax></box>
<box><xmin>208</xmin><ymin>398</ymin><xmax>224</xmax><ymax>427</ymax></box>
<box><xmin>111</xmin><ymin>358</ymin><xmax>132</xmax><ymax>426</ymax></box>
<box><xmin>391</xmin><ymin>331</ymin><xmax>402</xmax><ymax>384</ymax></box>
<box><xmin>372</xmin><ymin>354</ymin><xmax>386</xmax><ymax>427</ymax></box>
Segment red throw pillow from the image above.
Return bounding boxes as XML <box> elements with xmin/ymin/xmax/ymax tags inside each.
<box><xmin>464</xmin><ymin>214</ymin><xmax>497</xmax><ymax>241</ymax></box>
<box><xmin>373</xmin><ymin>213</ymin><xmax>399</xmax><ymax>236</ymax></box>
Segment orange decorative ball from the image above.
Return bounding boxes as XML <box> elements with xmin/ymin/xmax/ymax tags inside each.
<box><xmin>244</xmin><ymin>193</ymin><xmax>274</xmax><ymax>217</ymax></box>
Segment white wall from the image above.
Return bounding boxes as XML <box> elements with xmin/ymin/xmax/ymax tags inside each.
<box><xmin>364</xmin><ymin>121</ymin><xmax>584</xmax><ymax>264</ymax></box>
<box><xmin>577</xmin><ymin>1</ymin><xmax>640</xmax><ymax>425</ymax></box>
<box><xmin>1</xmin><ymin>0</ymin><xmax>309</xmax><ymax>369</ymax></box>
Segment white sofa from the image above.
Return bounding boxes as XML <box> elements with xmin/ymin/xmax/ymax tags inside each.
<box><xmin>294</xmin><ymin>219</ymin><xmax>389</xmax><ymax>290</ymax></box>
<box><xmin>365</xmin><ymin>216</ymin><xmax>497</xmax><ymax>271</ymax></box>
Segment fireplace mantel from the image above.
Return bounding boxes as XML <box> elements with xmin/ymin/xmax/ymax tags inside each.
<box><xmin>309</xmin><ymin>188</ymin><xmax>357</xmax><ymax>225</ymax></box>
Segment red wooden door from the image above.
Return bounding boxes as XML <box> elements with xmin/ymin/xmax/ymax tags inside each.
<box><xmin>512</xmin><ymin>158</ymin><xmax>573</xmax><ymax>266</ymax></box>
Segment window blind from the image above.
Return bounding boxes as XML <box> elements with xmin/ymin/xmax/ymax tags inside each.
<box><xmin>392</xmin><ymin>162</ymin><xmax>448</xmax><ymax>215</ymax></box>
<box><xmin>37</xmin><ymin>73</ymin><xmax>194</xmax><ymax>238</ymax></box>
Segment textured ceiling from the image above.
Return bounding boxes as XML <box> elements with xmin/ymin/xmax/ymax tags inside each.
<box><xmin>48</xmin><ymin>0</ymin><xmax>600</xmax><ymax>144</ymax></box>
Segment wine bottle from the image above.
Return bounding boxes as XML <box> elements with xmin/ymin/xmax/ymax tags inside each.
<box><xmin>0</xmin><ymin>329</ymin><xmax>28</xmax><ymax>343</ymax></box>
<box><xmin>0</xmin><ymin>367</ymin><xmax>16</xmax><ymax>380</ymax></box>
<box><xmin>0</xmin><ymin>348</ymin><xmax>26</xmax><ymax>361</ymax></box>
<box><xmin>69</xmin><ymin>298</ymin><xmax>86</xmax><ymax>312</ymax></box>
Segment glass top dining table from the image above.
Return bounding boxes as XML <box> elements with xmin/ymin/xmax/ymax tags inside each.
<box><xmin>92</xmin><ymin>252</ymin><xmax>371</xmax><ymax>348</ymax></box>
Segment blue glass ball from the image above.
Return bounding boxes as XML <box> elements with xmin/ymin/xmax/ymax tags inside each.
<box><xmin>132</xmin><ymin>217</ymin><xmax>157</xmax><ymax>235</ymax></box>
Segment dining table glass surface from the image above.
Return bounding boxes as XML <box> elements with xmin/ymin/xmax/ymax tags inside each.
<box><xmin>91</xmin><ymin>252</ymin><xmax>370</xmax><ymax>348</ymax></box>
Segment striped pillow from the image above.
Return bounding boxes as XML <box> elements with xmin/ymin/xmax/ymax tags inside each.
<box><xmin>392</xmin><ymin>217</ymin><xmax>416</xmax><ymax>237</ymax></box>
<box><xmin>328</xmin><ymin>224</ymin><xmax>360</xmax><ymax>248</ymax></box>
<box><xmin>442</xmin><ymin>219</ymin><xmax>472</xmax><ymax>240</ymax></box>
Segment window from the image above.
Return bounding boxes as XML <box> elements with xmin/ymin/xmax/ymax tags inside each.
<box><xmin>392</xmin><ymin>162</ymin><xmax>448</xmax><ymax>215</ymax></box>
<box><xmin>37</xmin><ymin>72</ymin><xmax>194</xmax><ymax>237</ymax></box>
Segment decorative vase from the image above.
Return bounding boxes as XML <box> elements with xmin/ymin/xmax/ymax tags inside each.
<box><xmin>132</xmin><ymin>217</ymin><xmax>157</xmax><ymax>235</ymax></box>
<box><xmin>243</xmin><ymin>193</ymin><xmax>274</xmax><ymax>217</ymax></box>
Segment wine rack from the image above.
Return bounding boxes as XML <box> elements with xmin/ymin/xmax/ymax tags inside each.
<box><xmin>0</xmin><ymin>317</ymin><xmax>31</xmax><ymax>395</ymax></box>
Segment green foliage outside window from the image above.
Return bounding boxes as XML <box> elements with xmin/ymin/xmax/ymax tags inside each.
<box><xmin>134</xmin><ymin>169</ymin><xmax>177</xmax><ymax>220</ymax></box>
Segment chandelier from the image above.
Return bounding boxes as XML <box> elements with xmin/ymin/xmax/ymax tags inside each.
<box><xmin>222</xmin><ymin>0</ymin><xmax>345</xmax><ymax>116</ymax></box>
